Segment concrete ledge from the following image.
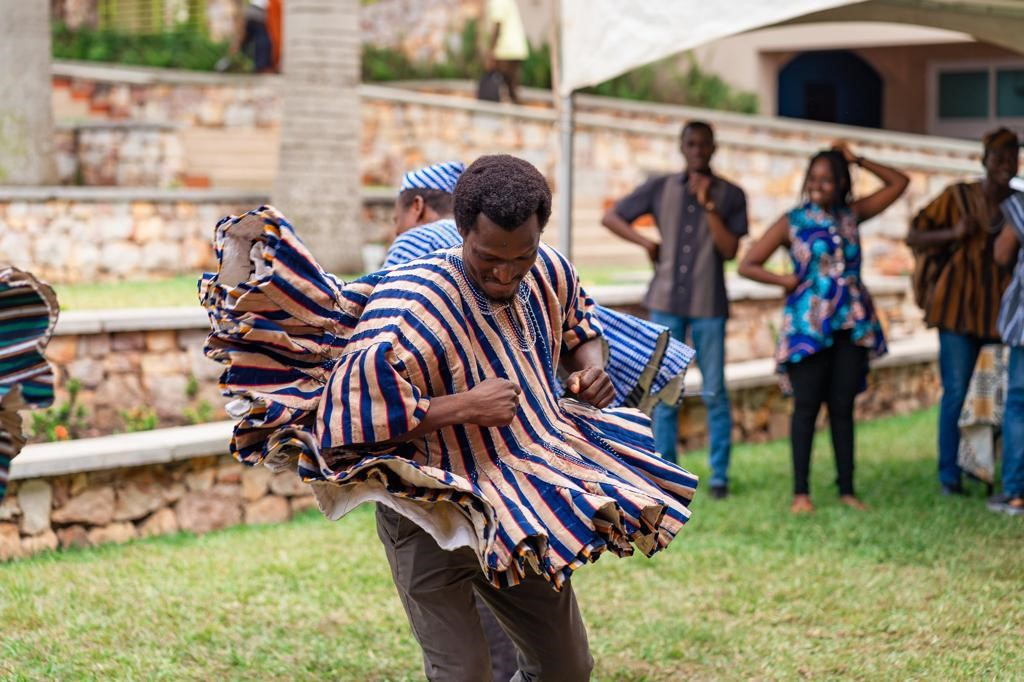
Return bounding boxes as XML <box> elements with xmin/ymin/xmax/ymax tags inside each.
<box><xmin>53</xmin><ymin>59</ymin><xmax>275</xmax><ymax>87</ymax></box>
<box><xmin>588</xmin><ymin>274</ymin><xmax>910</xmax><ymax>306</ymax></box>
<box><xmin>55</xmin><ymin>307</ymin><xmax>209</xmax><ymax>336</ymax></box>
<box><xmin>10</xmin><ymin>420</ymin><xmax>234</xmax><ymax>480</ymax></box>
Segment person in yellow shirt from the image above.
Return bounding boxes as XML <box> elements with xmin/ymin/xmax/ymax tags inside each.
<box><xmin>484</xmin><ymin>0</ymin><xmax>530</xmax><ymax>103</ymax></box>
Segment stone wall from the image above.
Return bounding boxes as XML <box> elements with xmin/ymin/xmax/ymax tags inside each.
<box><xmin>0</xmin><ymin>189</ymin><xmax>263</xmax><ymax>283</ymax></box>
<box><xmin>48</xmin><ymin>62</ymin><xmax>994</xmax><ymax>275</ymax></box>
<box><xmin>0</xmin><ymin>187</ymin><xmax>394</xmax><ymax>284</ymax></box>
<box><xmin>0</xmin><ymin>453</ymin><xmax>316</xmax><ymax>560</ymax></box>
<box><xmin>360</xmin><ymin>0</ymin><xmax>480</xmax><ymax>63</ymax></box>
<box><xmin>55</xmin><ymin>123</ymin><xmax>185</xmax><ymax>187</ymax></box>
<box><xmin>44</xmin><ymin>318</ymin><xmax>227</xmax><ymax>437</ymax></box>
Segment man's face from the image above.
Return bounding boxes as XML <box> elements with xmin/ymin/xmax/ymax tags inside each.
<box><xmin>392</xmin><ymin>196</ymin><xmax>425</xmax><ymax>237</ymax></box>
<box><xmin>460</xmin><ymin>213</ymin><xmax>541</xmax><ymax>302</ymax></box>
<box><xmin>680</xmin><ymin>127</ymin><xmax>715</xmax><ymax>174</ymax></box>
<box><xmin>984</xmin><ymin>144</ymin><xmax>1019</xmax><ymax>190</ymax></box>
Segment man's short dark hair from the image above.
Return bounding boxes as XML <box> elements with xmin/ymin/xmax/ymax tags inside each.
<box><xmin>681</xmin><ymin>120</ymin><xmax>714</xmax><ymax>142</ymax></box>
<box><xmin>397</xmin><ymin>188</ymin><xmax>454</xmax><ymax>216</ymax></box>
<box><xmin>453</xmin><ymin>155</ymin><xmax>552</xmax><ymax>232</ymax></box>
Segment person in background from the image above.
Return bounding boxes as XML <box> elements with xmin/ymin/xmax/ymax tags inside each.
<box><xmin>229</xmin><ymin>0</ymin><xmax>273</xmax><ymax>74</ymax></box>
<box><xmin>602</xmin><ymin>121</ymin><xmax>748</xmax><ymax>499</ymax></box>
<box><xmin>907</xmin><ymin>128</ymin><xmax>1018</xmax><ymax>497</ymax></box>
<box><xmin>483</xmin><ymin>0</ymin><xmax>529</xmax><ymax>103</ymax></box>
<box><xmin>384</xmin><ymin>162</ymin><xmax>465</xmax><ymax>269</ymax></box>
<box><xmin>989</xmin><ymin>189</ymin><xmax>1024</xmax><ymax>515</ymax></box>
<box><xmin>739</xmin><ymin>143</ymin><xmax>908</xmax><ymax>513</ymax></box>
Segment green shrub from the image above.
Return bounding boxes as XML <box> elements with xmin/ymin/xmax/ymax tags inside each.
<box><xmin>52</xmin><ymin>22</ymin><xmax>248</xmax><ymax>72</ymax></box>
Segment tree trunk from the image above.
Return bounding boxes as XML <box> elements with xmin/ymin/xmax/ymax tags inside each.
<box><xmin>0</xmin><ymin>0</ymin><xmax>57</xmax><ymax>185</ymax></box>
<box><xmin>272</xmin><ymin>0</ymin><xmax>362</xmax><ymax>273</ymax></box>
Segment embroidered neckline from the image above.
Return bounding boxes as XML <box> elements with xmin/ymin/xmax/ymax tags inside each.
<box><xmin>445</xmin><ymin>252</ymin><xmax>539</xmax><ymax>351</ymax></box>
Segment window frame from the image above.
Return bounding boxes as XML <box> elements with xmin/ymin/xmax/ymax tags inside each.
<box><xmin>928</xmin><ymin>58</ymin><xmax>1024</xmax><ymax>139</ymax></box>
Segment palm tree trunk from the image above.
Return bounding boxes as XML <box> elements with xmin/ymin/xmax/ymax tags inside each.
<box><xmin>0</xmin><ymin>0</ymin><xmax>56</xmax><ymax>185</ymax></box>
<box><xmin>273</xmin><ymin>0</ymin><xmax>362</xmax><ymax>273</ymax></box>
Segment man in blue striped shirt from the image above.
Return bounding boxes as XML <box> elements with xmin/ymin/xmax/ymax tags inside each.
<box><xmin>990</xmin><ymin>191</ymin><xmax>1024</xmax><ymax>515</ymax></box>
<box><xmin>384</xmin><ymin>161</ymin><xmax>465</xmax><ymax>269</ymax></box>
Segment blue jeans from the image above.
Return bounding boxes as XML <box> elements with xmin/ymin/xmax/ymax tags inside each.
<box><xmin>937</xmin><ymin>330</ymin><xmax>985</xmax><ymax>488</ymax></box>
<box><xmin>1003</xmin><ymin>346</ymin><xmax>1024</xmax><ymax>497</ymax></box>
<box><xmin>650</xmin><ymin>311</ymin><xmax>731</xmax><ymax>487</ymax></box>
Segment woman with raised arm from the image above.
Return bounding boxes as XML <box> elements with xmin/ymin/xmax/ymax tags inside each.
<box><xmin>738</xmin><ymin>143</ymin><xmax>909</xmax><ymax>513</ymax></box>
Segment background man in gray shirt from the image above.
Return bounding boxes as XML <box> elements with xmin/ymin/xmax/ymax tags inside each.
<box><xmin>602</xmin><ymin>120</ymin><xmax>748</xmax><ymax>498</ymax></box>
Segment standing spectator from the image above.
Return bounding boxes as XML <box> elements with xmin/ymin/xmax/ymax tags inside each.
<box><xmin>602</xmin><ymin>121</ymin><xmax>748</xmax><ymax>499</ymax></box>
<box><xmin>907</xmin><ymin>128</ymin><xmax>1018</xmax><ymax>496</ymax></box>
<box><xmin>483</xmin><ymin>0</ymin><xmax>529</xmax><ymax>103</ymax></box>
<box><xmin>235</xmin><ymin>0</ymin><xmax>273</xmax><ymax>73</ymax></box>
<box><xmin>989</xmin><ymin>190</ymin><xmax>1024</xmax><ymax>515</ymax></box>
<box><xmin>739</xmin><ymin>143</ymin><xmax>908</xmax><ymax>513</ymax></box>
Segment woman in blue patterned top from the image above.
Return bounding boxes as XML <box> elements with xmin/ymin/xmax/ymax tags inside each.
<box><xmin>739</xmin><ymin>143</ymin><xmax>908</xmax><ymax>513</ymax></box>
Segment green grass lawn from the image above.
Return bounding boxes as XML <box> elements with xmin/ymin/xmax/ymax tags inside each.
<box><xmin>2</xmin><ymin>408</ymin><xmax>1021</xmax><ymax>680</ymax></box>
<box><xmin>53</xmin><ymin>275</ymin><xmax>204</xmax><ymax>311</ymax></box>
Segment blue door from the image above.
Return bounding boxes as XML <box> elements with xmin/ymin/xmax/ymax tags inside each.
<box><xmin>778</xmin><ymin>51</ymin><xmax>882</xmax><ymax>128</ymax></box>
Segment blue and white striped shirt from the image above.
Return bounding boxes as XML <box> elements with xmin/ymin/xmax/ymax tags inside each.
<box><xmin>382</xmin><ymin>219</ymin><xmax>462</xmax><ymax>269</ymax></box>
<box><xmin>999</xmin><ymin>192</ymin><xmax>1024</xmax><ymax>346</ymax></box>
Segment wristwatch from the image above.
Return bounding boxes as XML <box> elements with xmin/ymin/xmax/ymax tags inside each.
<box><xmin>702</xmin><ymin>200</ymin><xmax>717</xmax><ymax>213</ymax></box>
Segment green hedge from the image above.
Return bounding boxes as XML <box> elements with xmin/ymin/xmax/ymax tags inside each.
<box><xmin>52</xmin><ymin>22</ymin><xmax>247</xmax><ymax>72</ymax></box>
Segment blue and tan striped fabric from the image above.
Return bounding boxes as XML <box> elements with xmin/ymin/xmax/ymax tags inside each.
<box><xmin>380</xmin><ymin>219</ymin><xmax>695</xmax><ymax>410</ymax></box>
<box><xmin>201</xmin><ymin>206</ymin><xmax>698</xmax><ymax>589</ymax></box>
<box><xmin>999</xmin><ymin>192</ymin><xmax>1024</xmax><ymax>346</ymax></box>
<box><xmin>0</xmin><ymin>266</ymin><xmax>60</xmax><ymax>500</ymax></box>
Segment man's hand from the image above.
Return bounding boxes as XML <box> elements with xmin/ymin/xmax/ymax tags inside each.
<box><xmin>952</xmin><ymin>216</ymin><xmax>977</xmax><ymax>241</ymax></box>
<box><xmin>465</xmin><ymin>377</ymin><xmax>521</xmax><ymax>426</ymax></box>
<box><xmin>689</xmin><ymin>173</ymin><xmax>712</xmax><ymax>207</ymax></box>
<box><xmin>644</xmin><ymin>240</ymin><xmax>661</xmax><ymax>265</ymax></box>
<box><xmin>565</xmin><ymin>368</ymin><xmax>615</xmax><ymax>409</ymax></box>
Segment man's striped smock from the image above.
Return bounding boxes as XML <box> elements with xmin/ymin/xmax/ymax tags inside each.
<box><xmin>201</xmin><ymin>206</ymin><xmax>698</xmax><ymax>589</ymax></box>
<box><xmin>383</xmin><ymin>218</ymin><xmax>696</xmax><ymax>411</ymax></box>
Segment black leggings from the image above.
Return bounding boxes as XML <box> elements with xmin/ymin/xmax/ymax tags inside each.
<box><xmin>786</xmin><ymin>331</ymin><xmax>869</xmax><ymax>496</ymax></box>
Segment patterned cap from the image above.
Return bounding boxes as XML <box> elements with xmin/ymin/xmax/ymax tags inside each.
<box><xmin>399</xmin><ymin>162</ymin><xmax>465</xmax><ymax>195</ymax></box>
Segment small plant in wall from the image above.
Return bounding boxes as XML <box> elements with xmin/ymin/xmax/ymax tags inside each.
<box><xmin>29</xmin><ymin>379</ymin><xmax>89</xmax><ymax>442</ymax></box>
<box><xmin>120</xmin><ymin>406</ymin><xmax>158</xmax><ymax>433</ymax></box>
<box><xmin>182</xmin><ymin>374</ymin><xmax>216</xmax><ymax>426</ymax></box>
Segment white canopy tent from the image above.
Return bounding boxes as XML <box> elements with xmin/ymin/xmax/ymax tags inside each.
<box><xmin>549</xmin><ymin>0</ymin><xmax>1024</xmax><ymax>255</ymax></box>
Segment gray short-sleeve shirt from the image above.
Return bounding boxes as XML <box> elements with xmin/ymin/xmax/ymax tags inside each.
<box><xmin>614</xmin><ymin>172</ymin><xmax>748</xmax><ymax>318</ymax></box>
